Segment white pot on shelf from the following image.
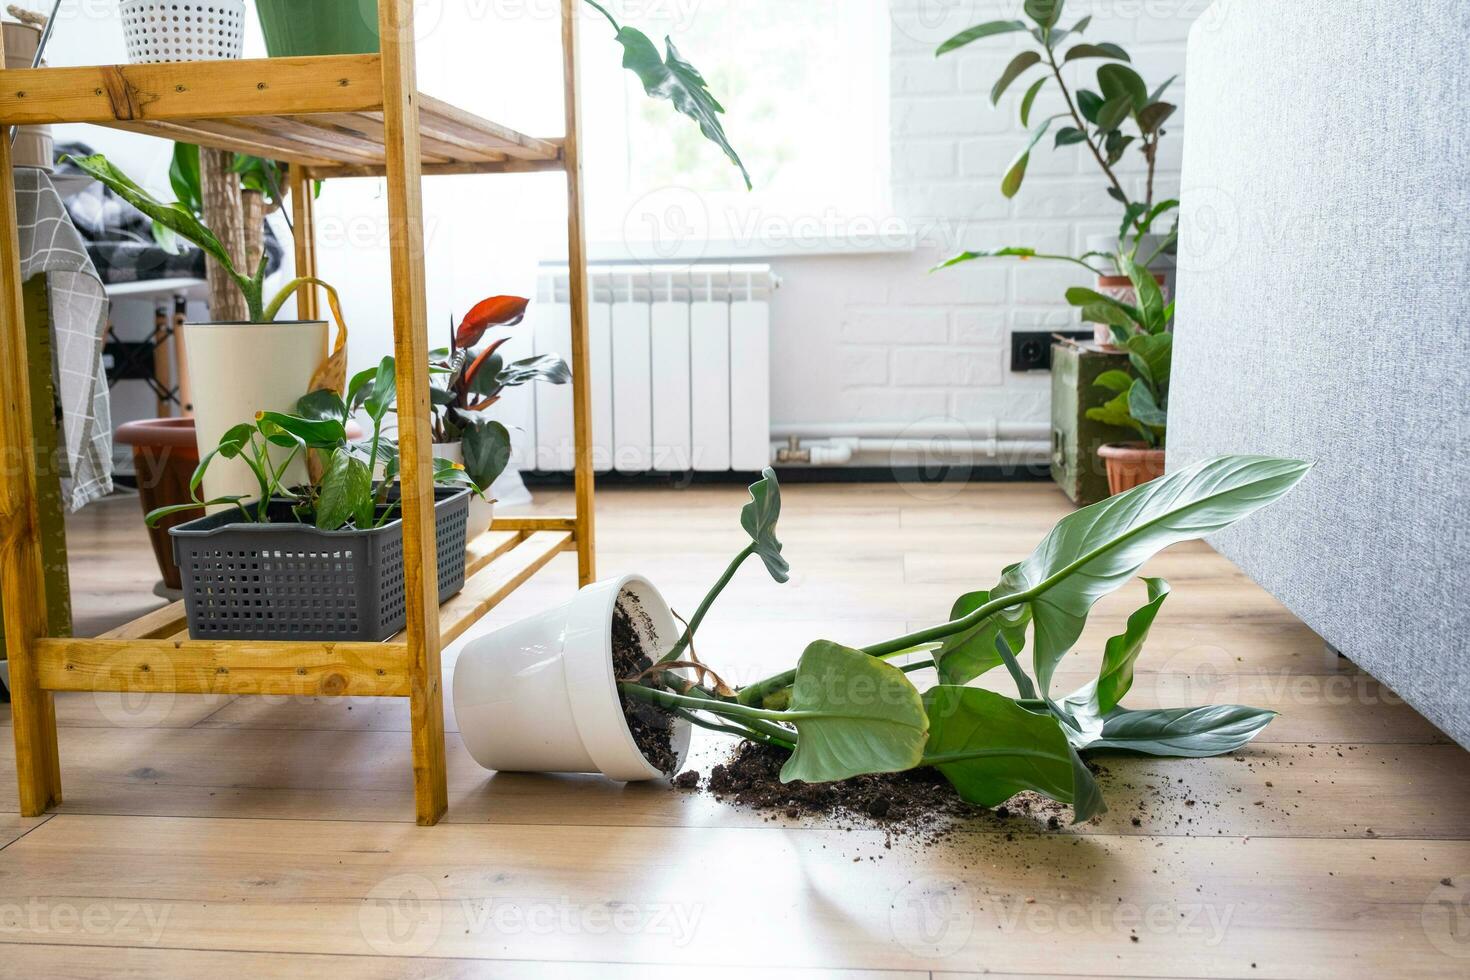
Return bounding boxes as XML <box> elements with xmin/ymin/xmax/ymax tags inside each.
<box><xmin>184</xmin><ymin>320</ymin><xmax>328</xmax><ymax>507</ymax></box>
<box><xmin>433</xmin><ymin>441</ymin><xmax>496</xmax><ymax>542</ymax></box>
<box><xmin>120</xmin><ymin>0</ymin><xmax>247</xmax><ymax>63</ymax></box>
<box><xmin>453</xmin><ymin>575</ymin><xmax>691</xmax><ymax>782</ymax></box>
<box><xmin>4</xmin><ymin>22</ymin><xmax>52</xmax><ymax>171</ymax></box>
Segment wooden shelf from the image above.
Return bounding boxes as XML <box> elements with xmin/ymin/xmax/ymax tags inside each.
<box><xmin>31</xmin><ymin>523</ymin><xmax>574</xmax><ymax>699</ymax></box>
<box><xmin>0</xmin><ymin>54</ymin><xmax>564</xmax><ymax>179</ymax></box>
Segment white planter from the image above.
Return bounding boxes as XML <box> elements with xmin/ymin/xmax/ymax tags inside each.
<box><xmin>432</xmin><ymin>441</ymin><xmax>496</xmax><ymax>541</ymax></box>
<box><xmin>454</xmin><ymin>574</ymin><xmax>691</xmax><ymax>781</ymax></box>
<box><xmin>184</xmin><ymin>320</ymin><xmax>328</xmax><ymax>507</ymax></box>
<box><xmin>0</xmin><ymin>659</ymin><xmax>9</xmax><ymax>698</ymax></box>
<box><xmin>120</xmin><ymin>0</ymin><xmax>247</xmax><ymax>63</ymax></box>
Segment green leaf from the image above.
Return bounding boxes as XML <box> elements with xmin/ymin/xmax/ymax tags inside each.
<box><xmin>64</xmin><ymin>153</ymin><xmax>241</xmax><ymax>285</ymax></box>
<box><xmin>1149</xmin><ymin>74</ymin><xmax>1178</xmax><ymax>103</ymax></box>
<box><xmin>1086</xmin><ymin>392</ymin><xmax>1148</xmax><ymax>440</ymax></box>
<box><xmin>1079</xmin><ymin>301</ymin><xmax>1133</xmax><ymax>328</ymax></box>
<box><xmin>1001</xmin><ymin>115</ymin><xmax>1060</xmax><ymax>198</ymax></box>
<box><xmin>1092</xmin><ymin>578</ymin><xmax>1170</xmax><ymax>714</ymax></box>
<box><xmin>364</xmin><ymin>356</ymin><xmax>396</xmax><ymax>423</ymax></box>
<box><xmin>296</xmin><ymin>389</ymin><xmax>349</xmax><ymax>425</ymax></box>
<box><xmin>1063</xmin><ymin>43</ymin><xmax>1129</xmax><ymax>63</ymax></box>
<box><xmin>591</xmin><ymin>4</ymin><xmax>751</xmax><ymax>190</ymax></box>
<box><xmin>1054</xmin><ymin>126</ymin><xmax>1087</xmax><ymax>147</ymax></box>
<box><xmin>1120</xmin><ymin>252</ymin><xmax>1166</xmax><ymax>330</ymax></box>
<box><xmin>1023</xmin><ymin>0</ymin><xmax>1064</xmax><ymax>29</ymax></box>
<box><xmin>495</xmin><ymin>354</ymin><xmax>572</xmax><ymax>389</ymax></box>
<box><xmin>991</xmin><ymin>456</ymin><xmax>1312</xmax><ymax>697</ymax></box>
<box><xmin>1137</xmin><ymin>101</ymin><xmax>1176</xmax><ymax>134</ymax></box>
<box><xmin>1094</xmin><ymin>94</ymin><xmax>1133</xmax><ymax>133</ymax></box>
<box><xmin>740</xmin><ymin>467</ymin><xmax>789</xmax><ymax>583</ymax></box>
<box><xmin>461</xmin><ymin>419</ymin><xmax>512</xmax><ymax>491</ymax></box>
<box><xmin>257</xmin><ymin>411</ymin><xmax>345</xmax><ymax>449</ymax></box>
<box><xmin>1098</xmin><ymin>63</ymin><xmax>1148</xmax><ymax>109</ymax></box>
<box><xmin>1075</xmin><ymin>89</ymin><xmax>1103</xmax><ymax>124</ymax></box>
<box><xmin>935</xmin><ymin>19</ymin><xmax>1028</xmax><ymax>56</ymax></box>
<box><xmin>923</xmin><ymin>686</ymin><xmax>1106</xmax><ymax>824</ymax></box>
<box><xmin>1093</xmin><ymin>370</ymin><xmax>1134</xmax><ymax>394</ymax></box>
<box><xmin>1088</xmin><ymin>705</ymin><xmax>1277</xmax><ymax>757</ymax></box>
<box><xmin>1065</xmin><ymin>286</ymin><xmax>1141</xmax><ymax>326</ymax></box>
<box><xmin>315</xmin><ymin>449</ymin><xmax>372</xmax><ymax>531</ymax></box>
<box><xmin>347</xmin><ymin>366</ymin><xmax>378</xmax><ymax>414</ymax></box>
<box><xmin>1127</xmin><ymin>380</ymin><xmax>1167</xmax><ymax>430</ymax></box>
<box><xmin>1019</xmin><ymin>76</ymin><xmax>1048</xmax><ymax>127</ymax></box>
<box><xmin>935</xmin><ymin>590</ymin><xmax>1029</xmax><ymax>685</ymax></box>
<box><xmin>777</xmin><ymin>641</ymin><xmax>928</xmax><ymax>783</ymax></box>
<box><xmin>991</xmin><ymin>51</ymin><xmax>1042</xmax><ymax>106</ymax></box>
<box><xmin>168</xmin><ymin>142</ymin><xmax>202</xmax><ymax>215</ymax></box>
<box><xmin>1125</xmin><ymin>332</ymin><xmax>1172</xmax><ymax>391</ymax></box>
<box><xmin>1104</xmin><ymin>130</ymin><xmax>1135</xmax><ymax>165</ymax></box>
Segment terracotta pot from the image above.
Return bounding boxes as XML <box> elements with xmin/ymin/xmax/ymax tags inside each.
<box><xmin>1097</xmin><ymin>443</ymin><xmax>1167</xmax><ymax>495</ymax></box>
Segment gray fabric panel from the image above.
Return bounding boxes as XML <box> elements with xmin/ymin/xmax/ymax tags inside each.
<box><xmin>1168</xmin><ymin>1</ymin><xmax>1470</xmax><ymax>746</ymax></box>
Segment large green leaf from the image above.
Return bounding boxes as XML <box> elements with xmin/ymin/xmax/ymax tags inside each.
<box><xmin>935</xmin><ymin>20</ymin><xmax>1028</xmax><ymax>56</ymax></box>
<box><xmin>1120</xmin><ymin>252</ymin><xmax>1166</xmax><ymax>331</ymax></box>
<box><xmin>1066</xmin><ymin>286</ymin><xmax>1141</xmax><ymax>327</ymax></box>
<box><xmin>1127</xmin><ymin>379</ymin><xmax>1167</xmax><ymax>431</ymax></box>
<box><xmin>935</xmin><ymin>590</ymin><xmax>1029</xmax><ymax>685</ymax></box>
<box><xmin>1085</xmin><ymin>390</ymin><xmax>1149</xmax><ymax>441</ymax></box>
<box><xmin>1088</xmin><ymin>705</ymin><xmax>1277</xmax><ymax>757</ymax></box>
<box><xmin>316</xmin><ymin>448</ymin><xmax>373</xmax><ymax>531</ymax></box>
<box><xmin>65</xmin><ymin>153</ymin><xmax>240</xmax><ymax>282</ymax></box>
<box><xmin>1091</xmin><ymin>577</ymin><xmax>1170</xmax><ymax>714</ymax></box>
<box><xmin>923</xmin><ymin>686</ymin><xmax>1105</xmax><ymax>824</ymax></box>
<box><xmin>257</xmin><ymin>411</ymin><xmax>346</xmax><ymax>450</ymax></box>
<box><xmin>296</xmin><ymin>389</ymin><xmax>349</xmax><ymax>426</ymax></box>
<box><xmin>991</xmin><ymin>51</ymin><xmax>1042</xmax><ymax>105</ymax></box>
<box><xmin>778</xmin><ymin>641</ymin><xmax>928</xmax><ymax>783</ymax></box>
<box><xmin>1125</xmin><ymin>332</ymin><xmax>1173</xmax><ymax>390</ymax></box>
<box><xmin>740</xmin><ymin>468</ymin><xmax>789</xmax><ymax>583</ymax></box>
<box><xmin>461</xmin><ymin>419</ymin><xmax>512</xmax><ymax>492</ymax></box>
<box><xmin>991</xmin><ymin>456</ymin><xmax>1312</xmax><ymax>697</ymax></box>
<box><xmin>586</xmin><ymin>2</ymin><xmax>750</xmax><ymax>189</ymax></box>
<box><xmin>1098</xmin><ymin>63</ymin><xmax>1148</xmax><ymax>109</ymax></box>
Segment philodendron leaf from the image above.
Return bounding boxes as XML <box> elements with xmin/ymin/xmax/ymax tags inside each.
<box><xmin>922</xmin><ymin>686</ymin><xmax>1106</xmax><ymax>824</ymax></box>
<box><xmin>586</xmin><ymin>1</ymin><xmax>750</xmax><ymax>189</ymax></box>
<box><xmin>461</xmin><ymin>419</ymin><xmax>512</xmax><ymax>492</ymax></box>
<box><xmin>1088</xmin><ymin>705</ymin><xmax>1277</xmax><ymax>757</ymax></box>
<box><xmin>1091</xmin><ymin>577</ymin><xmax>1171</xmax><ymax>715</ymax></box>
<box><xmin>741</xmin><ymin>467</ymin><xmax>789</xmax><ymax>583</ymax></box>
<box><xmin>935</xmin><ymin>19</ymin><xmax>1028</xmax><ymax>56</ymax></box>
<box><xmin>778</xmin><ymin>641</ymin><xmax>929</xmax><ymax>783</ymax></box>
<box><xmin>935</xmin><ymin>590</ymin><xmax>1029</xmax><ymax>685</ymax></box>
<box><xmin>991</xmin><ymin>456</ymin><xmax>1312</xmax><ymax>698</ymax></box>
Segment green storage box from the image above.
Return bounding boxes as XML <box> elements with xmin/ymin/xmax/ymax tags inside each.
<box><xmin>256</xmin><ymin>0</ymin><xmax>380</xmax><ymax>57</ymax></box>
<box><xmin>1050</xmin><ymin>341</ymin><xmax>1137</xmax><ymax>506</ymax></box>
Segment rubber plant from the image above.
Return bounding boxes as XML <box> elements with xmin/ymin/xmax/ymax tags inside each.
<box><xmin>933</xmin><ymin>0</ymin><xmax>1177</xmax><ymax>273</ymax></box>
<box><xmin>618</xmin><ymin>455</ymin><xmax>1311</xmax><ymax>823</ymax></box>
<box><xmin>142</xmin><ymin>358</ymin><xmax>475</xmax><ymax>529</ymax></box>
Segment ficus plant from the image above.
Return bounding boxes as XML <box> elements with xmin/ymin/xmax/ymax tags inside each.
<box><xmin>143</xmin><ymin>358</ymin><xmax>475</xmax><ymax>531</ymax></box>
<box><xmin>618</xmin><ymin>455</ymin><xmax>1311</xmax><ymax>823</ymax></box>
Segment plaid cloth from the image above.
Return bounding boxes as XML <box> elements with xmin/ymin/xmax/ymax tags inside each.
<box><xmin>14</xmin><ymin>168</ymin><xmax>112</xmax><ymax>511</ymax></box>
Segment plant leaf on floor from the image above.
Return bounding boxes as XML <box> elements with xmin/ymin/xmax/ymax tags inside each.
<box><xmin>934</xmin><ymin>589</ymin><xmax>1030</xmax><ymax>685</ymax></box>
<box><xmin>922</xmin><ymin>686</ymin><xmax>1106</xmax><ymax>824</ymax></box>
<box><xmin>778</xmin><ymin>641</ymin><xmax>928</xmax><ymax>784</ymax></box>
<box><xmin>741</xmin><ymin>467</ymin><xmax>789</xmax><ymax>583</ymax></box>
<box><xmin>1087</xmin><ymin>705</ymin><xmax>1278</xmax><ymax>757</ymax></box>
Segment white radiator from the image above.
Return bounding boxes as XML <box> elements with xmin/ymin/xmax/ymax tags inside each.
<box><xmin>502</xmin><ymin>264</ymin><xmax>776</xmax><ymax>474</ymax></box>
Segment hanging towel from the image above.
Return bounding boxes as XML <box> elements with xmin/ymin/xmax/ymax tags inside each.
<box><xmin>13</xmin><ymin>167</ymin><xmax>112</xmax><ymax>511</ymax></box>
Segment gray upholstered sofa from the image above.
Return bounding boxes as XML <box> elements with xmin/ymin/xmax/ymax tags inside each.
<box><xmin>1168</xmin><ymin>1</ymin><xmax>1469</xmax><ymax>746</ymax></box>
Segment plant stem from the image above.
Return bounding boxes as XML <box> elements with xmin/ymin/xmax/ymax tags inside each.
<box><xmin>921</xmin><ymin>747</ymin><xmax>1066</xmax><ymax>767</ymax></box>
<box><xmin>657</xmin><ymin>543</ymin><xmax>755</xmax><ymax>664</ymax></box>
<box><xmin>669</xmin><ymin>707</ymin><xmax>794</xmax><ymax>751</ymax></box>
<box><xmin>1045</xmin><ymin>45</ymin><xmax>1131</xmax><ymax>209</ymax></box>
<box><xmin>620</xmin><ymin>681</ymin><xmax>792</xmax><ymax>728</ymax></box>
<box><xmin>656</xmin><ymin>682</ymin><xmax>796</xmax><ymax>745</ymax></box>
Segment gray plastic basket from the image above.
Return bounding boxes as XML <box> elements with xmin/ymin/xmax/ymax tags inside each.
<box><xmin>170</xmin><ymin>487</ymin><xmax>470</xmax><ymax>642</ymax></box>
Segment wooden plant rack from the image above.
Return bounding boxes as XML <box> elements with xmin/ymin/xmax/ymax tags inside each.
<box><xmin>0</xmin><ymin>1</ymin><xmax>598</xmax><ymax>826</ymax></box>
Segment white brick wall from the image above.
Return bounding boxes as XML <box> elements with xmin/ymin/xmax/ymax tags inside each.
<box><xmin>767</xmin><ymin>0</ymin><xmax>1202</xmax><ymax>437</ymax></box>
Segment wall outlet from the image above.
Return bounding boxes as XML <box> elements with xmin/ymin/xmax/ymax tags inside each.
<box><xmin>1011</xmin><ymin>330</ymin><xmax>1093</xmax><ymax>372</ymax></box>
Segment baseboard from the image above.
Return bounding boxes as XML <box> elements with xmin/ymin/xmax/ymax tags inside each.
<box><xmin>521</xmin><ymin>465</ymin><xmax>1051</xmax><ymax>489</ymax></box>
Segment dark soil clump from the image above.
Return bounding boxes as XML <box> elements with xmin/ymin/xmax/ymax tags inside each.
<box><xmin>613</xmin><ymin>593</ymin><xmax>678</xmax><ymax>776</ymax></box>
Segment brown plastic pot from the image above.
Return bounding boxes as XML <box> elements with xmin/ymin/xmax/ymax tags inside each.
<box><xmin>1097</xmin><ymin>442</ymin><xmax>1167</xmax><ymax>496</ymax></box>
<box><xmin>116</xmin><ymin>417</ymin><xmax>363</xmax><ymax>590</ymax></box>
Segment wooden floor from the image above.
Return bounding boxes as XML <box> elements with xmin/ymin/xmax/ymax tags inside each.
<box><xmin>2</xmin><ymin>482</ymin><xmax>1467</xmax><ymax>978</ymax></box>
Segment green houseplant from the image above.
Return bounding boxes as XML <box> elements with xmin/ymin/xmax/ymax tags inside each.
<box><xmin>456</xmin><ymin>455</ymin><xmax>1312</xmax><ymax>822</ymax></box>
<box><xmin>146</xmin><ymin>362</ymin><xmax>478</xmax><ymax>642</ymax></box>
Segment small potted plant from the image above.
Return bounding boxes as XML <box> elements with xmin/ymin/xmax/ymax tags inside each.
<box><xmin>147</xmin><ymin>358</ymin><xmax>478</xmax><ymax>641</ymax></box>
<box><xmin>423</xmin><ymin>296</ymin><xmax>571</xmax><ymax>540</ymax></box>
<box><xmin>456</xmin><ymin>455</ymin><xmax>1310</xmax><ymax>825</ymax></box>
<box><xmin>64</xmin><ymin>153</ymin><xmax>347</xmax><ymax>508</ymax></box>
<box><xmin>1067</xmin><ymin>251</ymin><xmax>1173</xmax><ymax>493</ymax></box>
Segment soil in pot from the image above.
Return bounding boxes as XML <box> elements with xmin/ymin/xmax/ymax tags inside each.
<box><xmin>612</xmin><ymin>592</ymin><xmax>679</xmax><ymax>775</ymax></box>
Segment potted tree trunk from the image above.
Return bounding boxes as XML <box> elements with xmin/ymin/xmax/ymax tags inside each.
<box><xmin>66</xmin><ymin>153</ymin><xmax>347</xmax><ymax>505</ymax></box>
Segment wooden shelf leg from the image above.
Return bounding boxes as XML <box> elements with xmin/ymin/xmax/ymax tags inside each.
<box><xmin>0</xmin><ymin>42</ymin><xmax>62</xmax><ymax>814</ymax></box>
<box><xmin>562</xmin><ymin>0</ymin><xmax>597</xmax><ymax>588</ymax></box>
<box><xmin>380</xmin><ymin>0</ymin><xmax>447</xmax><ymax>826</ymax></box>
<box><xmin>289</xmin><ymin>166</ymin><xmax>319</xmax><ymax>320</ymax></box>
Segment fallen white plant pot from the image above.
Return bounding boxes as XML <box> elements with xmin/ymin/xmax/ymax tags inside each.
<box><xmin>454</xmin><ymin>574</ymin><xmax>691</xmax><ymax>781</ymax></box>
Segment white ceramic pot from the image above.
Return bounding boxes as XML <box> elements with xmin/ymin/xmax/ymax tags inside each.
<box><xmin>453</xmin><ymin>574</ymin><xmax>692</xmax><ymax>781</ymax></box>
<box><xmin>5</xmin><ymin>23</ymin><xmax>52</xmax><ymax>171</ymax></box>
<box><xmin>433</xmin><ymin>441</ymin><xmax>496</xmax><ymax>541</ymax></box>
<box><xmin>184</xmin><ymin>320</ymin><xmax>328</xmax><ymax>507</ymax></box>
